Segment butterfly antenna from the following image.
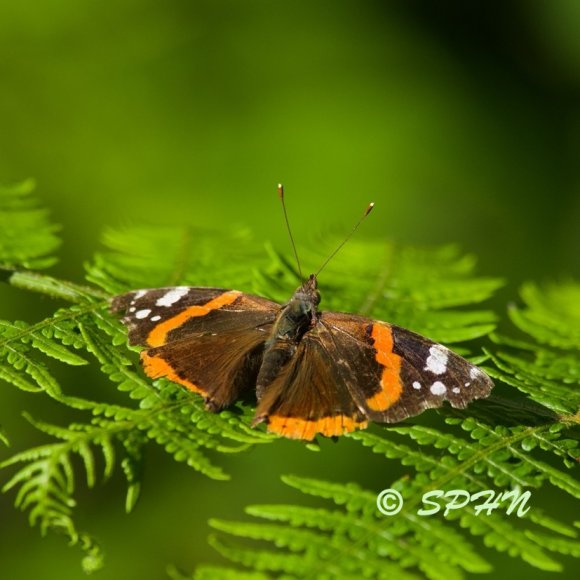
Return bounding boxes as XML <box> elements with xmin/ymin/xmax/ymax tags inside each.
<box><xmin>315</xmin><ymin>202</ymin><xmax>375</xmax><ymax>276</ymax></box>
<box><xmin>278</xmin><ymin>183</ymin><xmax>303</xmax><ymax>280</ymax></box>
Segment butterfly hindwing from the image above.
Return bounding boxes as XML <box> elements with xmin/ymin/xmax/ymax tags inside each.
<box><xmin>253</xmin><ymin>325</ymin><xmax>368</xmax><ymax>440</ymax></box>
<box><xmin>142</xmin><ymin>326</ymin><xmax>270</xmax><ymax>410</ymax></box>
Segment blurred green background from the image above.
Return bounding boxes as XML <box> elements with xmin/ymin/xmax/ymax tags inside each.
<box><xmin>1</xmin><ymin>1</ymin><xmax>579</xmax><ymax>578</ymax></box>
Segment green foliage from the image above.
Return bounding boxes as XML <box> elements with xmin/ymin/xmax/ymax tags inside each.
<box><xmin>0</xmin><ymin>180</ymin><xmax>61</xmax><ymax>270</ymax></box>
<box><xmin>488</xmin><ymin>282</ymin><xmax>580</xmax><ymax>414</ymax></box>
<box><xmin>0</xmin><ymin>425</ymin><xmax>9</xmax><ymax>447</ymax></box>
<box><xmin>85</xmin><ymin>224</ymin><xmax>269</xmax><ymax>295</ymax></box>
<box><xmin>0</xmin><ymin>414</ymin><xmax>109</xmax><ymax>573</ymax></box>
<box><xmin>167</xmin><ymin>563</ymin><xmax>271</xmax><ymax>580</ymax></box>
<box><xmin>205</xmin><ymin>415</ymin><xmax>578</xmax><ymax>579</ymax></box>
<box><xmin>0</xmin><ymin>184</ymin><xmax>272</xmax><ymax>571</ymax></box>
<box><xmin>208</xmin><ymin>474</ymin><xmax>488</xmax><ymax>579</ymax></box>
<box><xmin>0</xmin><ymin>183</ymin><xmax>578</xmax><ymax>577</ymax></box>
<box><xmin>303</xmin><ymin>237</ymin><xmax>503</xmax><ymax>344</ymax></box>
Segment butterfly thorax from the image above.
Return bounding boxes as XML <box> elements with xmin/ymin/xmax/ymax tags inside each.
<box><xmin>268</xmin><ymin>274</ymin><xmax>320</xmax><ymax>343</ymax></box>
<box><xmin>256</xmin><ymin>274</ymin><xmax>320</xmax><ymax>396</ymax></box>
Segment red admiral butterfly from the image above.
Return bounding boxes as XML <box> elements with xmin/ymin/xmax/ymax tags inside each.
<box><xmin>111</xmin><ymin>186</ymin><xmax>493</xmax><ymax>440</ymax></box>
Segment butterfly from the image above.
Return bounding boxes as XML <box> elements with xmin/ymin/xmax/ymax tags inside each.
<box><xmin>111</xmin><ymin>187</ymin><xmax>493</xmax><ymax>440</ymax></box>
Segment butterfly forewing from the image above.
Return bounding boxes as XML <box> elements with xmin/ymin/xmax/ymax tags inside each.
<box><xmin>320</xmin><ymin>312</ymin><xmax>493</xmax><ymax>422</ymax></box>
<box><xmin>111</xmin><ymin>287</ymin><xmax>280</xmax><ymax>408</ymax></box>
<box><xmin>390</xmin><ymin>324</ymin><xmax>493</xmax><ymax>411</ymax></box>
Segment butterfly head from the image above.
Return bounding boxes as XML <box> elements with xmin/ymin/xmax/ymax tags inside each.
<box><xmin>271</xmin><ymin>275</ymin><xmax>320</xmax><ymax>342</ymax></box>
<box><xmin>294</xmin><ymin>274</ymin><xmax>320</xmax><ymax>307</ymax></box>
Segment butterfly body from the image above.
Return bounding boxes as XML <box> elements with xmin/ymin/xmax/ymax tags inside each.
<box><xmin>111</xmin><ymin>276</ymin><xmax>493</xmax><ymax>440</ymax></box>
<box><xmin>256</xmin><ymin>274</ymin><xmax>319</xmax><ymax>399</ymax></box>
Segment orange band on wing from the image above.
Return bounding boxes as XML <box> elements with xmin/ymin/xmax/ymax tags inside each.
<box><xmin>141</xmin><ymin>351</ymin><xmax>206</xmax><ymax>396</ymax></box>
<box><xmin>146</xmin><ymin>290</ymin><xmax>241</xmax><ymax>347</ymax></box>
<box><xmin>267</xmin><ymin>414</ymin><xmax>368</xmax><ymax>440</ymax></box>
<box><xmin>367</xmin><ymin>323</ymin><xmax>403</xmax><ymax>411</ymax></box>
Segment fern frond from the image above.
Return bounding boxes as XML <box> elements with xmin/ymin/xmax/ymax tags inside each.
<box><xmin>0</xmin><ymin>413</ymin><xmax>109</xmax><ymax>573</ymax></box>
<box><xmin>301</xmin><ymin>240</ymin><xmax>503</xmax><ymax>344</ymax></box>
<box><xmin>509</xmin><ymin>282</ymin><xmax>580</xmax><ymax>348</ymax></box>
<box><xmin>0</xmin><ymin>425</ymin><xmax>9</xmax><ymax>447</ymax></box>
<box><xmin>342</xmin><ymin>402</ymin><xmax>578</xmax><ymax>571</ymax></box>
<box><xmin>167</xmin><ymin>564</ymin><xmax>272</xmax><ymax>580</ymax></box>
<box><xmin>0</xmin><ymin>319</ymin><xmax>68</xmax><ymax>397</ymax></box>
<box><xmin>0</xmin><ymin>266</ymin><xmax>273</xmax><ymax>569</ymax></box>
<box><xmin>201</xmin><ymin>377</ymin><xmax>578</xmax><ymax>579</ymax></box>
<box><xmin>8</xmin><ymin>270</ymin><xmax>108</xmax><ymax>302</ymax></box>
<box><xmin>85</xmin><ymin>225</ymin><xmax>269</xmax><ymax>294</ymax></box>
<box><xmin>364</xmin><ymin>417</ymin><xmax>579</xmax><ymax>494</ymax></box>
<box><xmin>0</xmin><ymin>180</ymin><xmax>61</xmax><ymax>269</ymax></box>
<box><xmin>489</xmin><ymin>281</ymin><xmax>580</xmax><ymax>414</ymax></box>
<box><xmin>119</xmin><ymin>430</ymin><xmax>145</xmax><ymax>513</ymax></box>
<box><xmin>0</xmin><ymin>296</ymin><xmax>109</xmax><ymax>399</ymax></box>
<box><xmin>85</xmin><ymin>225</ymin><xmax>502</xmax><ymax>347</ymax></box>
<box><xmin>525</xmin><ymin>531</ymin><xmax>580</xmax><ymax>558</ymax></box>
<box><xmin>205</xmin><ymin>475</ymin><xmax>488</xmax><ymax>580</ymax></box>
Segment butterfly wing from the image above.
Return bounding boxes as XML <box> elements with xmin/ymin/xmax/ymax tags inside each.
<box><xmin>254</xmin><ymin>311</ymin><xmax>493</xmax><ymax>440</ymax></box>
<box><xmin>320</xmin><ymin>312</ymin><xmax>494</xmax><ymax>422</ymax></box>
<box><xmin>253</xmin><ymin>326</ymin><xmax>369</xmax><ymax>440</ymax></box>
<box><xmin>111</xmin><ymin>287</ymin><xmax>280</xmax><ymax>409</ymax></box>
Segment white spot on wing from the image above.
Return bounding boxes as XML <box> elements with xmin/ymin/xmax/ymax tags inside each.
<box><xmin>470</xmin><ymin>367</ymin><xmax>483</xmax><ymax>379</ymax></box>
<box><xmin>452</xmin><ymin>387</ymin><xmax>460</xmax><ymax>393</ymax></box>
<box><xmin>151</xmin><ymin>315</ymin><xmax>161</xmax><ymax>322</ymax></box>
<box><xmin>156</xmin><ymin>287</ymin><xmax>189</xmax><ymax>307</ymax></box>
<box><xmin>424</xmin><ymin>345</ymin><xmax>448</xmax><ymax>375</ymax></box>
<box><xmin>465</xmin><ymin>382</ymin><xmax>471</xmax><ymax>387</ymax></box>
<box><xmin>131</xmin><ymin>290</ymin><xmax>147</xmax><ymax>304</ymax></box>
<box><xmin>412</xmin><ymin>381</ymin><xmax>421</xmax><ymax>390</ymax></box>
<box><xmin>135</xmin><ymin>309</ymin><xmax>151</xmax><ymax>319</ymax></box>
<box><xmin>430</xmin><ymin>381</ymin><xmax>447</xmax><ymax>395</ymax></box>
<box><xmin>129</xmin><ymin>307</ymin><xmax>136</xmax><ymax>312</ymax></box>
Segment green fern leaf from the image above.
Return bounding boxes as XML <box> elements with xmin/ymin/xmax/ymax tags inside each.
<box><xmin>205</xmin><ymin>475</ymin><xmax>489</xmax><ymax>580</ymax></box>
<box><xmin>0</xmin><ymin>180</ymin><xmax>61</xmax><ymax>269</ymax></box>
<box><xmin>0</xmin><ymin>319</ymin><xmax>64</xmax><ymax>397</ymax></box>
<box><xmin>167</xmin><ymin>564</ymin><xmax>272</xmax><ymax>580</ymax></box>
<box><xmin>0</xmin><ymin>413</ymin><xmax>106</xmax><ymax>572</ymax></box>
<box><xmin>525</xmin><ymin>531</ymin><xmax>580</xmax><ymax>558</ymax></box>
<box><xmin>509</xmin><ymin>282</ymin><xmax>580</xmax><ymax>349</ymax></box>
<box><xmin>120</xmin><ymin>431</ymin><xmax>144</xmax><ymax>513</ymax></box>
<box><xmin>0</xmin><ymin>425</ymin><xmax>9</xmax><ymax>447</ymax></box>
<box><xmin>489</xmin><ymin>281</ymin><xmax>580</xmax><ymax>414</ymax></box>
<box><xmin>85</xmin><ymin>225</ymin><xmax>269</xmax><ymax>294</ymax></box>
<box><xmin>203</xmin><ymin>470</ymin><xmax>578</xmax><ymax>578</ymax></box>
